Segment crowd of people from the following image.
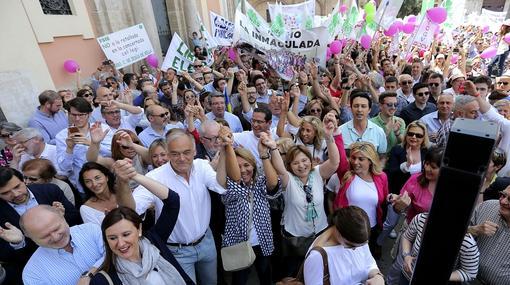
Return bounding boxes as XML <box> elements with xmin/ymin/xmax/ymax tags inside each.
<box><xmin>1</xmin><ymin>15</ymin><xmax>510</xmax><ymax>285</ymax></box>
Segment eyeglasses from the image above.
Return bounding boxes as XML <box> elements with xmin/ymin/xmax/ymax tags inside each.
<box><xmin>152</xmin><ymin>112</ymin><xmax>169</xmax><ymax>118</ymax></box>
<box><xmin>19</xmin><ymin>137</ymin><xmax>35</xmax><ymax>144</ymax></box>
<box><xmin>401</xmin><ymin>81</ymin><xmax>413</xmax><ymax>85</ymax></box>
<box><xmin>251</xmin><ymin>119</ymin><xmax>267</xmax><ymax>125</ymax></box>
<box><xmin>407</xmin><ymin>131</ymin><xmax>424</xmax><ymax>138</ymax></box>
<box><xmin>69</xmin><ymin>112</ymin><xmax>89</xmax><ymax>118</ymax></box>
<box><xmin>104</xmin><ymin>110</ymin><xmax>121</xmax><ymax>115</ymax></box>
<box><xmin>202</xmin><ymin>135</ymin><xmax>220</xmax><ymax>142</ymax></box>
<box><xmin>310</xmin><ymin>108</ymin><xmax>322</xmax><ymax>113</ymax></box>
<box><xmin>385</xmin><ymin>103</ymin><xmax>397</xmax><ymax>108</ymax></box>
<box><xmin>497</xmin><ymin>81</ymin><xmax>510</xmax><ymax>86</ymax></box>
<box><xmin>23</xmin><ymin>175</ymin><xmax>40</xmax><ymax>182</ymax></box>
<box><xmin>416</xmin><ymin>91</ymin><xmax>430</xmax><ymax>97</ymax></box>
<box><xmin>499</xmin><ymin>191</ymin><xmax>510</xmax><ymax>201</ymax></box>
<box><xmin>428</xmin><ymin>83</ymin><xmax>440</xmax><ymax>87</ymax></box>
<box><xmin>193</xmin><ymin>65</ymin><xmax>203</xmax><ymax>68</ymax></box>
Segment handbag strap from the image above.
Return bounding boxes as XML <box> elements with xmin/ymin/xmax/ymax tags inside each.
<box><xmin>97</xmin><ymin>270</ymin><xmax>114</xmax><ymax>285</ymax></box>
<box><xmin>294</xmin><ymin>246</ymin><xmax>330</xmax><ymax>284</ymax></box>
<box><xmin>247</xmin><ymin>191</ymin><xmax>254</xmax><ymax>239</ymax></box>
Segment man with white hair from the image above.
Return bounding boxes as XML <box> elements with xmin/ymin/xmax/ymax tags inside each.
<box><xmin>11</xmin><ymin>128</ymin><xmax>67</xmax><ymax>178</ymax></box>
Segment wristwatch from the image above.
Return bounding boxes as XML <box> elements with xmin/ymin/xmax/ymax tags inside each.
<box><xmin>402</xmin><ymin>252</ymin><xmax>412</xmax><ymax>258</ymax></box>
<box><xmin>81</xmin><ymin>271</ymin><xmax>93</xmax><ymax>279</ymax></box>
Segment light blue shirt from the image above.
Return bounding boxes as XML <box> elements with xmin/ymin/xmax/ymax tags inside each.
<box><xmin>22</xmin><ymin>223</ymin><xmax>105</xmax><ymax>285</ymax></box>
<box><xmin>419</xmin><ymin>111</ymin><xmax>442</xmax><ymax>136</ymax></box>
<box><xmin>8</xmin><ymin>190</ymin><xmax>38</xmax><ymax>216</ymax></box>
<box><xmin>55</xmin><ymin>124</ymin><xmax>112</xmax><ymax>193</ymax></box>
<box><xmin>340</xmin><ymin>120</ymin><xmax>387</xmax><ymax>154</ymax></box>
<box><xmin>205</xmin><ymin>111</ymin><xmax>243</xmax><ymax>133</ymax></box>
<box><xmin>138</xmin><ymin>123</ymin><xmax>183</xmax><ymax>147</ymax></box>
<box><xmin>28</xmin><ymin>108</ymin><xmax>68</xmax><ymax>145</ymax></box>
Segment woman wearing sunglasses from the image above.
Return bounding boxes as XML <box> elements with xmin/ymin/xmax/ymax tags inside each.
<box><xmin>77</xmin><ymin>88</ymin><xmax>95</xmax><ymax>108</ymax></box>
<box><xmin>87</xmin><ymin>127</ymin><xmax>152</xmax><ymax>188</ymax></box>
<box><xmin>265</xmin><ymin>112</ymin><xmax>340</xmax><ymax>276</ymax></box>
<box><xmin>0</xmin><ymin>122</ymin><xmax>21</xmax><ymax>167</ymax></box>
<box><xmin>304</xmin><ymin>206</ymin><xmax>384</xmax><ymax>285</ymax></box>
<box><xmin>377</xmin><ymin>121</ymin><xmax>430</xmax><ymax>246</ymax></box>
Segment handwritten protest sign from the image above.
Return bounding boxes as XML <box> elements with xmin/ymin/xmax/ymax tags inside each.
<box><xmin>210</xmin><ymin>11</ymin><xmax>234</xmax><ymax>46</ymax></box>
<box><xmin>97</xmin><ymin>24</ymin><xmax>154</xmax><ymax>69</ymax></box>
<box><xmin>161</xmin><ymin>33</ymin><xmax>195</xmax><ymax>72</ymax></box>
<box><xmin>406</xmin><ymin>16</ymin><xmax>438</xmax><ymax>52</ymax></box>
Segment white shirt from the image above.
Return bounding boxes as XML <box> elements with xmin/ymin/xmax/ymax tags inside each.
<box><xmin>233</xmin><ymin>130</ymin><xmax>279</xmax><ymax>167</ymax></box>
<box><xmin>107</xmin><ymin>108</ymin><xmax>144</xmax><ymax>133</ymax></box>
<box><xmin>304</xmin><ymin>244</ymin><xmax>378</xmax><ymax>285</ymax></box>
<box><xmin>133</xmin><ymin>160</ymin><xmax>226</xmax><ymax>244</ymax></box>
<box><xmin>326</xmin><ymin>173</ymin><xmax>341</xmax><ymax>194</ymax></box>
<box><xmin>205</xmin><ymin>111</ymin><xmax>243</xmax><ymax>133</ymax></box>
<box><xmin>346</xmin><ymin>175</ymin><xmax>378</xmax><ymax>227</ymax></box>
<box><xmin>19</xmin><ymin>143</ymin><xmax>67</xmax><ymax>177</ymax></box>
<box><xmin>282</xmin><ymin>166</ymin><xmax>328</xmax><ymax>237</ymax></box>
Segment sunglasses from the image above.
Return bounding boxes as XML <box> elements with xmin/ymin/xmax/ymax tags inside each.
<box><xmin>194</xmin><ymin>77</ymin><xmax>204</xmax><ymax>81</ymax></box>
<box><xmin>499</xmin><ymin>191</ymin><xmax>510</xmax><ymax>200</ymax></box>
<box><xmin>193</xmin><ymin>65</ymin><xmax>203</xmax><ymax>68</ymax></box>
<box><xmin>407</xmin><ymin>131</ymin><xmax>424</xmax><ymax>138</ymax></box>
<box><xmin>0</xmin><ymin>132</ymin><xmax>13</xmax><ymax>138</ymax></box>
<box><xmin>416</xmin><ymin>91</ymin><xmax>430</xmax><ymax>97</ymax></box>
<box><xmin>310</xmin><ymin>108</ymin><xmax>322</xmax><ymax>113</ymax></box>
<box><xmin>120</xmin><ymin>145</ymin><xmax>131</xmax><ymax>150</ymax></box>
<box><xmin>23</xmin><ymin>175</ymin><xmax>40</xmax><ymax>182</ymax></box>
<box><xmin>152</xmin><ymin>112</ymin><xmax>169</xmax><ymax>118</ymax></box>
<box><xmin>79</xmin><ymin>93</ymin><xmax>92</xmax><ymax>98</ymax></box>
<box><xmin>497</xmin><ymin>81</ymin><xmax>510</xmax><ymax>86</ymax></box>
<box><xmin>104</xmin><ymin>110</ymin><xmax>121</xmax><ymax>115</ymax></box>
<box><xmin>428</xmin><ymin>83</ymin><xmax>440</xmax><ymax>87</ymax></box>
<box><xmin>401</xmin><ymin>81</ymin><xmax>413</xmax><ymax>85</ymax></box>
<box><xmin>342</xmin><ymin>86</ymin><xmax>352</xmax><ymax>90</ymax></box>
<box><xmin>385</xmin><ymin>103</ymin><xmax>397</xmax><ymax>108</ymax></box>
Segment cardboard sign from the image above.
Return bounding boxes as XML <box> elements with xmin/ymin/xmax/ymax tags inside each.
<box><xmin>97</xmin><ymin>24</ymin><xmax>154</xmax><ymax>69</ymax></box>
<box><xmin>161</xmin><ymin>33</ymin><xmax>195</xmax><ymax>72</ymax></box>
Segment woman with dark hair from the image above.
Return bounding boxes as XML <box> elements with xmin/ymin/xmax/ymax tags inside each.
<box><xmin>0</xmin><ymin>121</ymin><xmax>21</xmax><ymax>167</ymax></box>
<box><xmin>76</xmin><ymin>88</ymin><xmax>94</xmax><ymax>108</ymax></box>
<box><xmin>304</xmin><ymin>206</ymin><xmax>384</xmax><ymax>284</ymax></box>
<box><xmin>78</xmin><ymin>162</ymin><xmax>117</xmax><ymax>225</ymax></box>
<box><xmin>89</xmin><ymin>159</ymin><xmax>194</xmax><ymax>285</ymax></box>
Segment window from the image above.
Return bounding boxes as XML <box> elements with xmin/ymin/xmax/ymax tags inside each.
<box><xmin>39</xmin><ymin>0</ymin><xmax>72</xmax><ymax>15</ymax></box>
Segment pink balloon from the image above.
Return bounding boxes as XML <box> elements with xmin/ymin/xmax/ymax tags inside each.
<box><xmin>330</xmin><ymin>40</ymin><xmax>343</xmax><ymax>54</ymax></box>
<box><xmin>426</xmin><ymin>7</ymin><xmax>447</xmax><ymax>24</ymax></box>
<box><xmin>63</xmin><ymin>59</ymin><xmax>79</xmax><ymax>73</ymax></box>
<box><xmin>450</xmin><ymin>54</ymin><xmax>459</xmax><ymax>64</ymax></box>
<box><xmin>384</xmin><ymin>25</ymin><xmax>398</xmax><ymax>37</ymax></box>
<box><xmin>393</xmin><ymin>20</ymin><xmax>404</xmax><ymax>31</ymax></box>
<box><xmin>146</xmin><ymin>54</ymin><xmax>158</xmax><ymax>68</ymax></box>
<box><xmin>339</xmin><ymin>4</ymin><xmax>347</xmax><ymax>14</ymax></box>
<box><xmin>407</xmin><ymin>15</ymin><xmax>417</xmax><ymax>23</ymax></box>
<box><xmin>480</xmin><ymin>47</ymin><xmax>498</xmax><ymax>59</ymax></box>
<box><xmin>482</xmin><ymin>25</ymin><xmax>490</xmax><ymax>34</ymax></box>
<box><xmin>228</xmin><ymin>48</ymin><xmax>236</xmax><ymax>61</ymax></box>
<box><xmin>360</xmin><ymin>35</ymin><xmax>372</xmax><ymax>49</ymax></box>
<box><xmin>402</xmin><ymin>23</ymin><xmax>416</xmax><ymax>34</ymax></box>
<box><xmin>504</xmin><ymin>33</ymin><xmax>510</xmax><ymax>44</ymax></box>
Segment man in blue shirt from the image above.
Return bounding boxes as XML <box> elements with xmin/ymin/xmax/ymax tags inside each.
<box><xmin>28</xmin><ymin>90</ymin><xmax>68</xmax><ymax>145</ymax></box>
<box><xmin>20</xmin><ymin>205</ymin><xmax>104</xmax><ymax>285</ymax></box>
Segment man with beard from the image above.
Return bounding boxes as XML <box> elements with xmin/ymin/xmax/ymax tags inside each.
<box><xmin>0</xmin><ymin>168</ymin><xmax>80</xmax><ymax>284</ymax></box>
<box><xmin>28</xmin><ymin>90</ymin><xmax>68</xmax><ymax>145</ymax></box>
<box><xmin>234</xmin><ymin>83</ymin><xmax>257</xmax><ymax>130</ymax></box>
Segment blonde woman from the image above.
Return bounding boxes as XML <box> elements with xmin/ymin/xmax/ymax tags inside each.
<box><xmin>334</xmin><ymin>141</ymin><xmax>389</xmax><ymax>258</ymax></box>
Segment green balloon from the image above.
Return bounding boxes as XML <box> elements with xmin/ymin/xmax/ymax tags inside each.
<box><xmin>364</xmin><ymin>2</ymin><xmax>376</xmax><ymax>15</ymax></box>
<box><xmin>366</xmin><ymin>13</ymin><xmax>375</xmax><ymax>23</ymax></box>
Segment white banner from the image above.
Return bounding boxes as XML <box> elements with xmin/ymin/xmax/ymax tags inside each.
<box><xmin>268</xmin><ymin>0</ymin><xmax>315</xmax><ymax>31</ymax></box>
<box><xmin>209</xmin><ymin>11</ymin><xmax>234</xmax><ymax>46</ymax></box>
<box><xmin>375</xmin><ymin>0</ymin><xmax>404</xmax><ymax>30</ymax></box>
<box><xmin>406</xmin><ymin>16</ymin><xmax>438</xmax><ymax>51</ymax></box>
<box><xmin>161</xmin><ymin>33</ymin><xmax>195</xmax><ymax>72</ymax></box>
<box><xmin>97</xmin><ymin>24</ymin><xmax>154</xmax><ymax>69</ymax></box>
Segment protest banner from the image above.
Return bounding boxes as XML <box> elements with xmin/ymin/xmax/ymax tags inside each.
<box><xmin>406</xmin><ymin>16</ymin><xmax>438</xmax><ymax>52</ymax></box>
<box><xmin>268</xmin><ymin>0</ymin><xmax>315</xmax><ymax>32</ymax></box>
<box><xmin>161</xmin><ymin>33</ymin><xmax>195</xmax><ymax>72</ymax></box>
<box><xmin>194</xmin><ymin>13</ymin><xmax>217</xmax><ymax>66</ymax></box>
<box><xmin>210</xmin><ymin>11</ymin><xmax>234</xmax><ymax>46</ymax></box>
<box><xmin>375</xmin><ymin>0</ymin><xmax>404</xmax><ymax>30</ymax></box>
<box><xmin>97</xmin><ymin>24</ymin><xmax>154</xmax><ymax>69</ymax></box>
<box><xmin>442</xmin><ymin>0</ymin><xmax>466</xmax><ymax>30</ymax></box>
<box><xmin>322</xmin><ymin>1</ymin><xmax>344</xmax><ymax>41</ymax></box>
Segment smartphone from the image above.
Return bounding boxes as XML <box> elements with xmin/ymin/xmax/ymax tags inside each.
<box><xmin>68</xmin><ymin>126</ymin><xmax>80</xmax><ymax>134</ymax></box>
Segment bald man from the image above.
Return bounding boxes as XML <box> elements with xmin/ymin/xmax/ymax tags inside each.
<box><xmin>20</xmin><ymin>205</ymin><xmax>104</xmax><ymax>285</ymax></box>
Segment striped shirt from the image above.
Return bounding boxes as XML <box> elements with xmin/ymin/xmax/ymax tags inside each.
<box><xmin>470</xmin><ymin>200</ymin><xmax>510</xmax><ymax>285</ymax></box>
<box><xmin>403</xmin><ymin>213</ymin><xmax>479</xmax><ymax>282</ymax></box>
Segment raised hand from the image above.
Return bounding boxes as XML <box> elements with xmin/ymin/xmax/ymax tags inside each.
<box><xmin>392</xmin><ymin>192</ymin><xmax>411</xmax><ymax>212</ymax></box>
<box><xmin>112</xmin><ymin>158</ymin><xmax>137</xmax><ymax>183</ymax></box>
<box><xmin>89</xmin><ymin>122</ymin><xmax>109</xmax><ymax>144</ymax></box>
<box><xmin>322</xmin><ymin>112</ymin><xmax>338</xmax><ymax>137</ymax></box>
<box><xmin>260</xmin><ymin>132</ymin><xmax>277</xmax><ymax>149</ymax></box>
<box><xmin>115</xmin><ymin>130</ymin><xmax>135</xmax><ymax>148</ymax></box>
<box><xmin>52</xmin><ymin>201</ymin><xmax>65</xmax><ymax>216</ymax></box>
<box><xmin>218</xmin><ymin>126</ymin><xmax>233</xmax><ymax>146</ymax></box>
<box><xmin>0</xmin><ymin>222</ymin><xmax>24</xmax><ymax>244</ymax></box>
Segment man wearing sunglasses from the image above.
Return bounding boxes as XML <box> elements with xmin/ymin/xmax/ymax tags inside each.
<box><xmin>0</xmin><ymin>167</ymin><xmax>80</xmax><ymax>284</ymax></box>
<box><xmin>426</xmin><ymin>73</ymin><xmax>444</xmax><ymax>105</ymax></box>
<box><xmin>468</xmin><ymin>187</ymin><xmax>510</xmax><ymax>285</ymax></box>
<box><xmin>495</xmin><ymin>72</ymin><xmax>510</xmax><ymax>94</ymax></box>
<box><xmin>28</xmin><ymin>90</ymin><xmax>68</xmax><ymax>146</ymax></box>
<box><xmin>399</xmin><ymin>83</ymin><xmax>437</xmax><ymax>126</ymax></box>
<box><xmin>138</xmin><ymin>105</ymin><xmax>175</xmax><ymax>147</ymax></box>
<box><xmin>396</xmin><ymin>74</ymin><xmax>414</xmax><ymax>115</ymax></box>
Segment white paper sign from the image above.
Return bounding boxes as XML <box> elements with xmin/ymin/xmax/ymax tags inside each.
<box><xmin>97</xmin><ymin>24</ymin><xmax>154</xmax><ymax>69</ymax></box>
<box><xmin>210</xmin><ymin>11</ymin><xmax>234</xmax><ymax>46</ymax></box>
<box><xmin>406</xmin><ymin>16</ymin><xmax>438</xmax><ymax>51</ymax></box>
<box><xmin>375</xmin><ymin>0</ymin><xmax>404</xmax><ymax>30</ymax></box>
<box><xmin>161</xmin><ymin>33</ymin><xmax>195</xmax><ymax>72</ymax></box>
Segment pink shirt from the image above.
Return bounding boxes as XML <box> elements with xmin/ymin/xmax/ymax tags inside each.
<box><xmin>400</xmin><ymin>173</ymin><xmax>433</xmax><ymax>223</ymax></box>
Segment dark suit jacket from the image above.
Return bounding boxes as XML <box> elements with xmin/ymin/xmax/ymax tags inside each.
<box><xmin>484</xmin><ymin>177</ymin><xmax>510</xmax><ymax>201</ymax></box>
<box><xmin>0</xmin><ymin>183</ymin><xmax>81</xmax><ymax>282</ymax></box>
